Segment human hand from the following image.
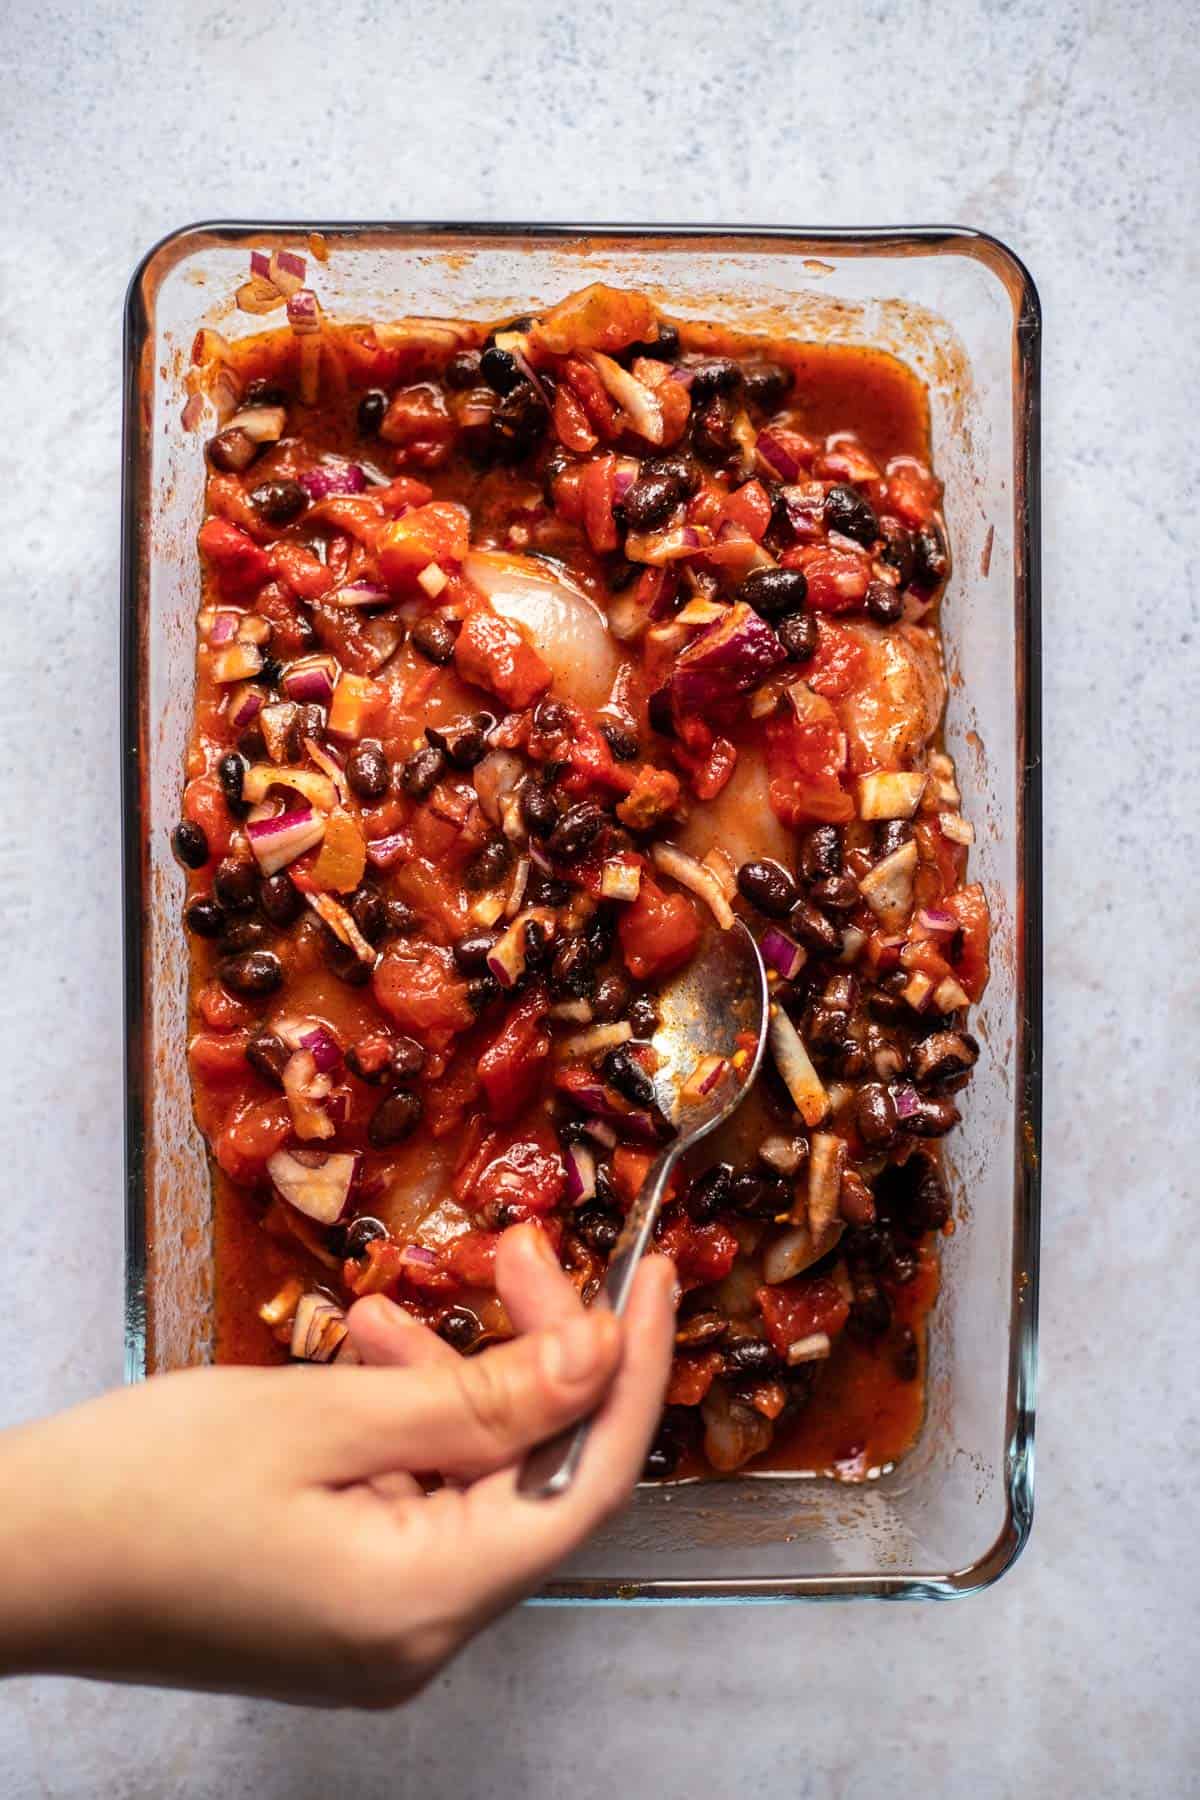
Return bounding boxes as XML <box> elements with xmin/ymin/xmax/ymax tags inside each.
<box><xmin>0</xmin><ymin>1226</ymin><xmax>674</xmax><ymax>1706</ymax></box>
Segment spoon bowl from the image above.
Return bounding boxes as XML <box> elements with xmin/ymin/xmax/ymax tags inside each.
<box><xmin>520</xmin><ymin>917</ymin><xmax>769</xmax><ymax>1498</ymax></box>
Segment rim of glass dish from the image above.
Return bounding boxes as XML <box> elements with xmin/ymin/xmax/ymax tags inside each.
<box><xmin>121</xmin><ymin>222</ymin><xmax>1042</xmax><ymax>1603</ymax></box>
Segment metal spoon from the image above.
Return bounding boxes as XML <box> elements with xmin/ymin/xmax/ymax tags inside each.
<box><xmin>519</xmin><ymin>917</ymin><xmax>769</xmax><ymax>1498</ymax></box>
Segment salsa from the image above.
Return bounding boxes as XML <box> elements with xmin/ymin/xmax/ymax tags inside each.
<box><xmin>175</xmin><ymin>266</ymin><xmax>988</xmax><ymax>1480</ymax></box>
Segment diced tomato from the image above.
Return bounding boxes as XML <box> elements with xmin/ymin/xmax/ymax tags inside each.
<box><xmin>196</xmin><ymin>980</ymin><xmax>256</xmax><ymax>1032</ymax></box>
<box><xmin>721</xmin><ymin>479</ymin><xmax>772</xmax><ymax>542</ymax></box>
<box><xmin>454</xmin><ymin>601</ymin><xmax>552</xmax><ymax>709</ymax></box>
<box><xmin>214</xmin><ymin>1097</ymin><xmax>291</xmax><ymax>1185</ymax></box>
<box><xmin>616</xmin><ymin>764</ymin><xmax>681</xmax><ymax>829</ymax></box>
<box><xmin>886</xmin><ymin>461</ymin><xmax>942</xmax><ymax>529</ymax></box>
<box><xmin>913</xmin><ymin>816</ymin><xmax>965</xmax><ymax>896</ymax></box>
<box><xmin>692</xmin><ymin>735</ymin><xmax>738</xmax><ymax>801</ymax></box>
<box><xmin>181</xmin><ymin>772</ymin><xmax>231</xmax><ymax>863</ymax></box>
<box><xmin>470</xmin><ymin>1119</ymin><xmax>565</xmax><ymax>1219</ymax></box>
<box><xmin>253</xmin><ymin>581</ymin><xmax>312</xmax><ymax>658</ymax></box>
<box><xmin>550</xmin><ymin>459</ymin><xmax>586</xmax><ymax>525</ymax></box>
<box><xmin>444</xmin><ymin>1229</ymin><xmax>502</xmax><ymax>1288</ymax></box>
<box><xmin>380</xmin><ymin>383</ymin><xmax>453</xmax><ymax>449</ymax></box>
<box><xmin>205</xmin><ymin>474</ymin><xmax>267</xmax><ymax>538</ymax></box>
<box><xmin>560</xmin><ymin>357</ymin><xmax>618</xmax><ymax>434</ymax></box>
<box><xmin>188</xmin><ymin>1030</ymin><xmax>250</xmax><ymax>1084</ymax></box>
<box><xmin>655</xmin><ymin>376</ymin><xmax>692</xmax><ymax>446</ymax></box>
<box><xmin>559</xmin><ymin>709</ymin><xmax>634</xmax><ymax>795</ymax></box>
<box><xmin>377</xmin><ymin>502</ymin><xmax>470</xmax><ymax>589</ymax></box>
<box><xmin>478</xmin><ymin>985</ymin><xmax>552</xmax><ymax>1122</ymax></box>
<box><xmin>656</xmin><ymin>1215</ymin><xmax>739</xmax><ymax>1288</ymax></box>
<box><xmin>611</xmin><ymin>1146</ymin><xmax>656</xmax><ymax>1208</ymax></box>
<box><xmin>553</xmin><ymin>382</ymin><xmax>598</xmax><ymax>453</ymax></box>
<box><xmin>310</xmin><ymin>809</ymin><xmax>367</xmax><ymax>895</ymax></box>
<box><xmin>782</xmin><ymin>543</ymin><xmax>872</xmax><ymax>613</ymax></box>
<box><xmin>666</xmin><ymin>1349</ymin><xmax>725</xmax><ymax>1406</ymax></box>
<box><xmin>764</xmin><ymin>711</ymin><xmax>854</xmax><ymax>827</ymax></box>
<box><xmin>327</xmin><ymin>672</ymin><xmax>386</xmax><ymax>741</ymax></box>
<box><xmin>375</xmin><ymin>475</ymin><xmax>434</xmax><ymax>515</ymax></box>
<box><xmin>581</xmin><ymin>454</ymin><xmax>620</xmax><ymax>553</ymax></box>
<box><xmin>686</xmin><ymin>480</ymin><xmax>729</xmax><ymax>531</ymax></box>
<box><xmin>532</xmin><ymin>284</ymin><xmax>658</xmax><ymax>356</ymax></box>
<box><xmin>942</xmin><ymin>883</ymin><xmax>990</xmax><ymax>1002</ymax></box>
<box><xmin>425</xmin><ymin>1055</ymin><xmax>483</xmax><ymax>1139</ymax></box>
<box><xmin>373</xmin><ymin>942</ymin><xmax>473</xmax><ymax>1051</ymax></box>
<box><xmin>269</xmin><ymin>541</ymin><xmax>334</xmax><ymax>602</ymax></box>
<box><xmin>805</xmin><ymin>617</ymin><xmax>870</xmax><ymax>700</ymax></box>
<box><xmin>302</xmin><ymin>496</ymin><xmax>385</xmax><ymax>544</ymax></box>
<box><xmin>756</xmin><ymin>1275</ymin><xmax>851</xmax><ymax>1357</ymax></box>
<box><xmin>618</xmin><ymin>875</ymin><xmax>701</xmax><ymax>981</ymax></box>
<box><xmin>197</xmin><ymin>517</ymin><xmax>270</xmax><ymax>595</ymax></box>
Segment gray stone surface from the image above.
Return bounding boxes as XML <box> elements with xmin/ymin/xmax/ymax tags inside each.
<box><xmin>1</xmin><ymin>0</ymin><xmax>1196</xmax><ymax>1793</ymax></box>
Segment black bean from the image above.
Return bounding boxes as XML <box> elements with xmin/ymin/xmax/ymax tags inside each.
<box><xmin>453</xmin><ymin>931</ymin><xmax>499</xmax><ymax>972</ymax></box>
<box><xmin>479</xmin><ymin>346</ymin><xmax>522</xmax><ymax>394</ymax></box>
<box><xmin>356</xmin><ymin>389</ymin><xmax>388</xmax><ymax>436</ymax></box>
<box><xmin>902</xmin><ymin>1094</ymin><xmax>961</xmax><ymax>1139</ymax></box>
<box><xmin>798</xmin><ymin>825</ymin><xmax>842</xmax><ymax>882</ymax></box>
<box><xmin>808</xmin><ymin>873</ymin><xmax>859</xmax><ymax>911</ymax></box>
<box><xmin>824</xmin><ymin>484</ymin><xmax>878</xmax><ymax>547</ymax></box>
<box><xmin>547</xmin><ymin>802</ymin><xmax>606</xmax><ymax>861</ymax></box>
<box><xmin>298</xmin><ymin>702</ymin><xmax>326</xmax><ymax>743</ymax></box>
<box><xmin>642</xmin><ymin>1440</ymin><xmax>680</xmax><ymax>1480</ymax></box>
<box><xmin>368</xmin><ymin>1090</ymin><xmax>422</xmax><ymax>1147</ymax></box>
<box><xmin>425</xmin><ymin>713</ymin><xmax>493</xmax><ymax>769</ymax></box>
<box><xmin>323</xmin><ymin>934</ymin><xmax>373</xmax><ymax>986</ymax></box>
<box><xmin>583</xmin><ymin>908</ymin><xmax>616</xmax><ymax>963</ymax></box>
<box><xmin>628</xmin><ymin>993</ymin><xmax>661</xmax><ymax>1039</ymax></box>
<box><xmin>675</xmin><ymin>1310</ymin><xmax>729</xmax><ymax>1347</ymax></box>
<box><xmin>692</xmin><ymin>394</ymin><xmax>734</xmax><ymax>461</ymax></box>
<box><xmin>528</xmin><ymin>873</ymin><xmax>571</xmax><ymax>909</ymax></box>
<box><xmin>523</xmin><ymin>918</ymin><xmax>552</xmax><ymax>970</ymax></box>
<box><xmin>844</xmin><ymin>1224</ymin><xmax>892</xmax><ymax>1272</ymax></box>
<box><xmin>688</xmin><ymin>357</ymin><xmax>742</xmax><ymax>397</ymax></box>
<box><xmin>909</xmin><ymin>1031</ymin><xmax>980</xmax><ymax>1087</ymax></box>
<box><xmin>894</xmin><ymin>1326</ymin><xmax>920</xmax><ymax>1382</ymax></box>
<box><xmin>349</xmin><ymin>883</ymin><xmax>388</xmax><ymax>944</ymax></box>
<box><xmin>438</xmin><ymin>1305</ymin><xmax>484</xmax><ymax>1352</ymax></box>
<box><xmin>787</xmin><ymin>897</ymin><xmax>839</xmax><ymax>954</ymax></box>
<box><xmin>213</xmin><ymin>856</ymin><xmax>258</xmax><ymax>912</ymax></box>
<box><xmin>345</xmin><ymin>739</ymin><xmax>390</xmax><ymax>800</ymax></box>
<box><xmin>836</xmin><ymin>1039</ymin><xmax>870</xmax><ymax>1079</ymax></box>
<box><xmin>401</xmin><ymin>745</ymin><xmax>446</xmax><ymax>798</ymax></box>
<box><xmin>465</xmin><ymin>838</ymin><xmax>511</xmax><ymax>890</ymax></box>
<box><xmin>172</xmin><ymin>819</ymin><xmax>209</xmax><ymax>869</ymax></box>
<box><xmin>737</xmin><ymin>858</ymin><xmax>799</xmax><ymax>918</ymax></box>
<box><xmin>874</xmin><ymin>820</ymin><xmax>913</xmax><ymax>860</ymax></box>
<box><xmin>549</xmin><ymin>935</ymin><xmax>595</xmax><ymax>1001</ymax></box>
<box><xmin>533</xmin><ymin>697</ymin><xmax>570</xmax><ymax>737</ymax></box>
<box><xmin>243</xmin><ymin>378</ymin><xmax>289</xmax><ymax>408</ymax></box>
<box><xmin>467</xmin><ymin>973</ymin><xmax>501</xmax><ymax>1012</ymax></box>
<box><xmin>445</xmin><ymin>350</ymin><xmax>483</xmax><ymax>390</ymax></box>
<box><xmin>384</xmin><ymin>899</ymin><xmax>419</xmax><ymax>936</ymax></box>
<box><xmin>409</xmin><ymin>614</ymin><xmax>460</xmax><ymax>664</ymax></box>
<box><xmin>877</xmin><ymin>516</ymin><xmax>916</xmax><ymax>585</ymax></box>
<box><xmin>686</xmin><ymin>1162</ymin><xmax>733</xmax><ymax>1222</ymax></box>
<box><xmin>340</xmin><ymin>1215</ymin><xmax>388</xmax><ymax>1259</ymax></box>
<box><xmin>647</xmin><ymin>687</ymin><xmax>674</xmax><ymax>737</ymax></box>
<box><xmin>867</xmin><ymin>970</ymin><xmax>909</xmax><ymax>1021</ymax></box>
<box><xmin>848</xmin><ymin>1290</ymin><xmax>892</xmax><ymax>1341</ymax></box>
<box><xmin>742</xmin><ymin>361</ymin><xmax>791</xmax><ymax>411</ymax></box>
<box><xmin>913</xmin><ymin>523</ymin><xmax>949</xmax><ymax>586</ymax></box>
<box><xmin>737</xmin><ymin>566</ymin><xmax>809</xmax><ymax>619</ymax></box>
<box><xmin>219</xmin><ymin>915</ymin><xmax>269</xmax><ymax>953</ymax></box>
<box><xmin>855</xmin><ymin>1083</ymin><xmax>899</xmax><ymax>1148</ymax></box>
<box><xmin>575</xmin><ymin>1207</ymin><xmax>621</xmax><ymax>1254</ymax></box>
<box><xmin>388</xmin><ymin>1035</ymin><xmax>426</xmax><ymax>1081</ymax></box>
<box><xmin>219</xmin><ymin>949</ymin><xmax>282</xmax><ymax>996</ymax></box>
<box><xmin>730</xmin><ymin>1171</ymin><xmax>791</xmax><ymax>1219</ymax></box>
<box><xmin>206</xmin><ymin>427</ymin><xmax>259</xmax><ymax>473</ymax></box>
<box><xmin>602</xmin><ymin>1046</ymin><xmax>656</xmax><ymax>1108</ymax></box>
<box><xmin>626</xmin><ymin>321</ymin><xmax>680</xmax><ymax>362</ymax></box>
<box><xmin>245</xmin><ymin>1028</ymin><xmax>290</xmax><ymax>1087</ymax></box>
<box><xmin>236</xmin><ymin>723</ymin><xmax>267</xmax><ymax>761</ymax></box>
<box><xmin>217</xmin><ymin>751</ymin><xmax>248</xmax><ymax>813</ymax></box>
<box><xmin>621</xmin><ymin>473</ymin><xmax>682</xmax><ymax>533</ymax></box>
<box><xmin>645</xmin><ymin>451</ymin><xmax>702</xmax><ymax>496</ymax></box>
<box><xmin>776</xmin><ymin>611</ymin><xmax>819</xmax><ymax>662</ymax></box>
<box><xmin>591</xmin><ymin>972</ymin><xmax>631</xmax><ymax>1022</ymax></box>
<box><xmin>491</xmin><ymin>381</ymin><xmax>547</xmax><ymax>459</ymax></box>
<box><xmin>255</xmin><ymin>656</ymin><xmax>284</xmax><ymax>690</ymax></box>
<box><xmin>259</xmin><ymin>873</ymin><xmax>303</xmax><ymax>926</ymax></box>
<box><xmin>724</xmin><ymin>1337</ymin><xmax>784</xmax><ymax>1378</ymax></box>
<box><xmin>249</xmin><ymin>479</ymin><xmax>307</xmax><ymax>525</ymax></box>
<box><xmin>184</xmin><ymin>896</ymin><xmax>224</xmax><ymax>938</ymax></box>
<box><xmin>865</xmin><ymin>579</ymin><xmax>903</xmax><ymax>625</ymax></box>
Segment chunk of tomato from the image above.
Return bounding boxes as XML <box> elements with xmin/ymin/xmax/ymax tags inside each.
<box><xmin>197</xmin><ymin>517</ymin><xmax>270</xmax><ymax>595</ymax></box>
<box><xmin>470</xmin><ymin>1120</ymin><xmax>566</xmax><ymax>1219</ymax></box>
<box><xmin>269</xmin><ymin>541</ymin><xmax>334</xmax><ymax>602</ymax></box>
<box><xmin>617</xmin><ymin>875</ymin><xmax>701</xmax><ymax>981</ymax></box>
<box><xmin>478</xmin><ymin>985</ymin><xmax>552</xmax><ymax>1122</ymax></box>
<box><xmin>372</xmin><ymin>942</ymin><xmax>473</xmax><ymax>1051</ymax></box>
<box><xmin>378</xmin><ymin>502</ymin><xmax>470</xmax><ymax>589</ymax></box>
<box><xmin>214</xmin><ymin>1097</ymin><xmax>291</xmax><ymax>1186</ymax></box>
<box><xmin>782</xmin><ymin>543</ymin><xmax>872</xmax><ymax>613</ymax></box>
<box><xmin>756</xmin><ymin>1275</ymin><xmax>851</xmax><ymax>1357</ymax></box>
<box><xmin>454</xmin><ymin>602</ymin><xmax>552</xmax><ymax>709</ymax></box>
<box><xmin>764</xmin><ymin>711</ymin><xmax>854</xmax><ymax>827</ymax></box>
<box><xmin>942</xmin><ymin>883</ymin><xmax>990</xmax><ymax>1002</ymax></box>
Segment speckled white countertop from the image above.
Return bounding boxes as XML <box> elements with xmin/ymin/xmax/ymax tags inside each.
<box><xmin>2</xmin><ymin>0</ymin><xmax>1196</xmax><ymax>1793</ymax></box>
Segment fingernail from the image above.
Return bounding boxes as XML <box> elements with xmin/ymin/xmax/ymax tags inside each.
<box><xmin>544</xmin><ymin>1315</ymin><xmax>609</xmax><ymax>1383</ymax></box>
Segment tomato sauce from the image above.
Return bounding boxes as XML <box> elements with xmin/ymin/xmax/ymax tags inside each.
<box><xmin>176</xmin><ymin>272</ymin><xmax>987</xmax><ymax>1477</ymax></box>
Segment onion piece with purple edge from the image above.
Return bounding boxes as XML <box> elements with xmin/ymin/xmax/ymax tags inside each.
<box><xmin>228</xmin><ymin>682</ymin><xmax>264</xmax><ymax>730</ymax></box>
<box><xmin>763</xmin><ymin>1221</ymin><xmax>845</xmax><ymax>1285</ymax></box>
<box><xmin>586</xmin><ymin>351</ymin><xmax>665</xmax><ymax>444</ymax></box>
<box><xmin>267</xmin><ymin>249</ymin><xmax>307</xmax><ymax>294</ymax></box>
<box><xmin>917</xmin><ymin>906</ymin><xmax>958</xmax><ymax>936</ymax></box>
<box><xmin>583</xmin><ymin>1118</ymin><xmax>618</xmax><ymax>1149</ymax></box>
<box><xmin>282</xmin><ymin>1048</ymin><xmax>335</xmax><ymax>1142</ymax></box>
<box><xmin>805</xmin><ymin>1132</ymin><xmax>846</xmax><ymax>1239</ymax></box>
<box><xmin>211</xmin><ymin>642</ymin><xmax>264</xmax><ymax>684</ymax></box>
<box><xmin>650</xmin><ymin>843</ymin><xmax>735</xmax><ymax>930</ymax></box>
<box><xmin>755</xmin><ymin>427</ymin><xmax>804</xmax><ymax>483</ymax></box>
<box><xmin>282</xmin><ymin>655</ymin><xmax>337</xmax><ymax>707</ymax></box>
<box><xmin>269</xmin><ymin>1148</ymin><xmax>359</xmax><ymax>1226</ymax></box>
<box><xmin>503</xmin><ymin>855</ymin><xmax>531</xmax><ymax>920</ymax></box>
<box><xmin>485</xmin><ymin>913</ymin><xmax>533</xmax><ymax>988</ymax></box>
<box><xmin>242</xmin><ymin>764</ymin><xmax>338</xmax><ymax>813</ymax></box>
<box><xmin>562</xmin><ymin>1079</ymin><xmax>669</xmax><ymax>1145</ymax></box>
<box><xmin>666</xmin><ymin>602</ymin><xmax>787</xmax><ymax>717</ymax></box>
<box><xmin>857</xmin><ymin>840</ymin><xmax>918</xmax><ymax>931</ymax></box>
<box><xmin>563</xmin><ymin>1142</ymin><xmax>597</xmax><ymax>1205</ymax></box>
<box><xmin>624</xmin><ymin>524</ymin><xmax>704</xmax><ymax>565</ymax></box>
<box><xmin>562</xmin><ymin>1021</ymin><xmax>633</xmax><ymax>1060</ymax></box>
<box><xmin>246</xmin><ymin>805</ymin><xmax>326</xmax><ymax>876</ymax></box>
<box><xmin>327</xmin><ymin>579</ymin><xmax>391</xmax><ymax>609</ymax></box>
<box><xmin>769</xmin><ymin>1006</ymin><xmax>830</xmax><ymax>1128</ymax></box>
<box><xmin>680</xmin><ymin>1054</ymin><xmax>728</xmax><ymax>1105</ymax></box>
<box><xmin>760</xmin><ymin>927</ymin><xmax>806</xmax><ymax>981</ymax></box>
<box><xmin>366</xmin><ymin>831</ymin><xmax>409</xmax><ymax>871</ymax></box>
<box><xmin>399</xmin><ymin>1243</ymin><xmax>440</xmax><ymax>1273</ymax></box>
<box><xmin>306</xmin><ymin>892</ymin><xmax>377</xmax><ymax>964</ymax></box>
<box><xmin>208</xmin><ymin>610</ymin><xmax>240</xmax><ymax>646</ymax></box>
<box><xmin>303</xmin><ymin>737</ymin><xmax>349</xmax><ymax>805</ymax></box>
<box><xmin>291</xmin><ymin>1294</ymin><xmax>349</xmax><ymax>1363</ymax></box>
<box><xmin>287</xmin><ymin>289</ymin><xmax>321</xmax><ymax>335</ymax></box>
<box><xmin>299</xmin><ymin>1023</ymin><xmax>343</xmax><ymax>1073</ymax></box>
<box><xmin>300</xmin><ymin>460</ymin><xmax>368</xmax><ymax>501</ymax></box>
<box><xmin>600</xmin><ymin>859</ymin><xmax>641</xmax><ymax>902</ymax></box>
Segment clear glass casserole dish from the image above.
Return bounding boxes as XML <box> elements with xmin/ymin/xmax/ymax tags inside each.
<box><xmin>122</xmin><ymin>223</ymin><xmax>1041</xmax><ymax>1601</ymax></box>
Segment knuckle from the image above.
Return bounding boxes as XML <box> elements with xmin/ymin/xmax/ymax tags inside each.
<box><xmin>456</xmin><ymin>1351</ymin><xmax>526</xmax><ymax>1452</ymax></box>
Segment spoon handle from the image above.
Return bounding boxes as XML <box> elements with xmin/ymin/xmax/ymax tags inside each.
<box><xmin>517</xmin><ymin>1145</ymin><xmax>678</xmax><ymax>1499</ymax></box>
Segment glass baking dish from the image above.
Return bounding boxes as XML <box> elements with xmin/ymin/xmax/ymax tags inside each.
<box><xmin>121</xmin><ymin>223</ymin><xmax>1041</xmax><ymax>1601</ymax></box>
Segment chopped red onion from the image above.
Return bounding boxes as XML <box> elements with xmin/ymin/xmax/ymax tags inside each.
<box><xmin>246</xmin><ymin>805</ymin><xmax>326</xmax><ymax>875</ymax></box>
<box><xmin>282</xmin><ymin>655</ymin><xmax>337</xmax><ymax>707</ymax></box>
<box><xmin>209</xmin><ymin>610</ymin><xmax>240</xmax><ymax>646</ymax></box>
<box><xmin>211</xmin><ymin>641</ymin><xmax>265</xmax><ymax>684</ymax></box>
<box><xmin>287</xmin><ymin>289</ymin><xmax>321</xmax><ymax>335</ymax></box>
<box><xmin>250</xmin><ymin>250</ymin><xmax>271</xmax><ymax>280</ymax></box>
<box><xmin>399</xmin><ymin>1243</ymin><xmax>440</xmax><ymax>1270</ymax></box>
<box><xmin>760</xmin><ymin>927</ymin><xmax>806</xmax><ymax>982</ymax></box>
<box><xmin>755</xmin><ymin>428</ymin><xmax>803</xmax><ymax>482</ymax></box>
<box><xmin>624</xmin><ymin>524</ymin><xmax>704</xmax><ymax>565</ymax></box>
<box><xmin>300</xmin><ymin>460</ymin><xmax>368</xmax><ymax>500</ymax></box>
<box><xmin>299</xmin><ymin>1023</ymin><xmax>343</xmax><ymax>1074</ymax></box>
<box><xmin>228</xmin><ymin>682</ymin><xmax>264</xmax><ymax>730</ymax></box>
<box><xmin>268</xmin><ymin>1148</ymin><xmax>359</xmax><ymax>1225</ymax></box>
<box><xmin>806</xmin><ymin>1132</ymin><xmax>846</xmax><ymax>1239</ymax></box>
<box><xmin>564</xmin><ymin>1142</ymin><xmax>597</xmax><ymax>1205</ymax></box>
<box><xmin>269</xmin><ymin>249</ymin><xmax>307</xmax><ymax>293</ymax></box>
<box><xmin>667</xmin><ymin>602</ymin><xmax>786</xmax><ymax>716</ymax></box>
<box><xmin>587</xmin><ymin>352</ymin><xmax>666</xmax><ymax>444</ymax></box>
<box><xmin>582</xmin><ymin>1119</ymin><xmax>618</xmax><ymax>1149</ymax></box>
<box><xmin>366</xmin><ymin>831</ymin><xmax>412</xmax><ymax>871</ymax></box>
<box><xmin>917</xmin><ymin>907</ymin><xmax>959</xmax><ymax>936</ymax></box>
<box><xmin>651</xmin><ymin>842</ymin><xmax>735</xmax><ymax>930</ymax></box>
<box><xmin>486</xmin><ymin>916</ymin><xmax>528</xmax><ymax>988</ymax></box>
<box><xmin>892</xmin><ymin>1083</ymin><xmax>921</xmax><ymax>1120</ymax></box>
<box><xmin>563</xmin><ymin>1021</ymin><xmax>634</xmax><ymax>1059</ymax></box>
<box><xmin>562</xmin><ymin>1080</ymin><xmax>666</xmax><ymax>1144</ymax></box>
<box><xmin>612</xmin><ymin>457</ymin><xmax>641</xmax><ymax>500</ymax></box>
<box><xmin>769</xmin><ymin>1006</ymin><xmax>830</xmax><ymax>1128</ymax></box>
<box><xmin>290</xmin><ymin>1293</ymin><xmax>349</xmax><ymax>1363</ymax></box>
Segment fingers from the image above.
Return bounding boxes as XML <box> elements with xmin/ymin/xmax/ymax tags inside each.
<box><xmin>347</xmin><ymin>1296</ymin><xmax>458</xmax><ymax>1372</ymax></box>
<box><xmin>316</xmin><ymin>1305</ymin><xmax>622</xmax><ymax>1484</ymax></box>
<box><xmin>495</xmin><ymin>1222</ymin><xmax>583</xmax><ymax>1336</ymax></box>
<box><xmin>418</xmin><ymin>1255</ymin><xmax>676</xmax><ymax>1619</ymax></box>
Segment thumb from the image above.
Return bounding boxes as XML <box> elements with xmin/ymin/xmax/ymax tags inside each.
<box><xmin>317</xmin><ymin>1306</ymin><xmax>622</xmax><ymax>1483</ymax></box>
